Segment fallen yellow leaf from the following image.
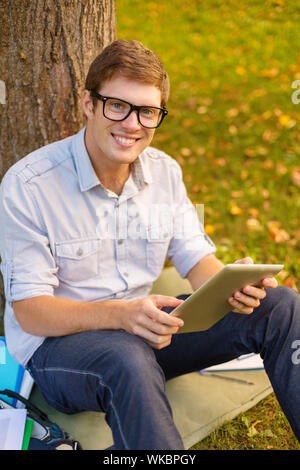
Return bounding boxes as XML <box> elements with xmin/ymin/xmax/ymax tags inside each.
<box><xmin>230</xmin><ymin>204</ymin><xmax>243</xmax><ymax>215</ymax></box>
<box><xmin>228</xmin><ymin>125</ymin><xmax>237</xmax><ymax>135</ymax></box>
<box><xmin>197</xmin><ymin>106</ymin><xmax>207</xmax><ymax>114</ymax></box>
<box><xmin>252</xmin><ymin>420</ymin><xmax>263</xmax><ymax>428</ymax></box>
<box><xmin>262</xmin><ymin>159</ymin><xmax>274</xmax><ymax>169</ymax></box>
<box><xmin>236</xmin><ymin>65</ymin><xmax>246</xmax><ymax>76</ymax></box>
<box><xmin>244</xmin><ymin>148</ymin><xmax>257</xmax><ymax>158</ymax></box>
<box><xmin>267</xmin><ymin>220</ymin><xmax>280</xmax><ymax>230</ymax></box>
<box><xmin>180</xmin><ymin>147</ymin><xmax>192</xmax><ymax>157</ymax></box>
<box><xmin>213</xmin><ymin>158</ymin><xmax>227</xmax><ymax>167</ymax></box>
<box><xmin>182</xmin><ymin>118</ymin><xmax>195</xmax><ymax>128</ymax></box>
<box><xmin>279</xmin><ymin>114</ymin><xmax>291</xmax><ymax>126</ymax></box>
<box><xmin>247</xmin><ymin>218</ymin><xmax>263</xmax><ymax>231</ymax></box>
<box><xmin>231</xmin><ymin>190</ymin><xmax>244</xmax><ymax>198</ymax></box>
<box><xmin>261</xmin><ymin>68</ymin><xmax>279</xmax><ymax>78</ymax></box>
<box><xmin>205</xmin><ymin>224</ymin><xmax>215</xmax><ymax>235</ymax></box>
<box><xmin>261</xmin><ymin>189</ymin><xmax>270</xmax><ymax>198</ymax></box>
<box><xmin>268</xmin><ymin>221</ymin><xmax>290</xmax><ymax>243</ymax></box>
<box><xmin>279</xmin><ymin>114</ymin><xmax>296</xmax><ymax>128</ymax></box>
<box><xmin>196</xmin><ymin>147</ymin><xmax>206</xmax><ymax>156</ymax></box>
<box><xmin>263</xmin><ymin>129</ymin><xmax>278</xmax><ymax>143</ymax></box>
<box><xmin>276</xmin><ymin>162</ymin><xmax>288</xmax><ymax>175</ymax></box>
<box><xmin>226</xmin><ymin>108</ymin><xmax>239</xmax><ymax>118</ymax></box>
<box><xmin>248</xmin><ymin>208</ymin><xmax>259</xmax><ymax>217</ymax></box>
<box><xmin>191</xmin><ymin>184</ymin><xmax>201</xmax><ymax>193</ymax></box>
<box><xmin>291</xmin><ymin>168</ymin><xmax>300</xmax><ymax>187</ymax></box>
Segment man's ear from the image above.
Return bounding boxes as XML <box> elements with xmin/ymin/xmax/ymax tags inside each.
<box><xmin>82</xmin><ymin>89</ymin><xmax>94</xmax><ymax>118</ymax></box>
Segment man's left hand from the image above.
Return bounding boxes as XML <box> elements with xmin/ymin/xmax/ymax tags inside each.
<box><xmin>228</xmin><ymin>257</ymin><xmax>278</xmax><ymax>314</ymax></box>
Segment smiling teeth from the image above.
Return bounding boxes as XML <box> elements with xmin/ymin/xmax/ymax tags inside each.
<box><xmin>114</xmin><ymin>135</ymin><xmax>136</xmax><ymax>144</ymax></box>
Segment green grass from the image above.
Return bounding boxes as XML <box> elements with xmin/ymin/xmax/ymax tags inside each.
<box><xmin>190</xmin><ymin>393</ymin><xmax>300</xmax><ymax>450</ymax></box>
<box><xmin>116</xmin><ymin>0</ymin><xmax>300</xmax><ymax>449</ymax></box>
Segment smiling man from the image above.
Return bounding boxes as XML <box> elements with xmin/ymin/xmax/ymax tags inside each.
<box><xmin>0</xmin><ymin>40</ymin><xmax>299</xmax><ymax>449</ymax></box>
<box><xmin>82</xmin><ymin>75</ymin><xmax>162</xmax><ymax>195</ymax></box>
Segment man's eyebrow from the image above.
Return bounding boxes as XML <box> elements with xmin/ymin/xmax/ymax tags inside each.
<box><xmin>104</xmin><ymin>94</ymin><xmax>161</xmax><ymax>108</ymax></box>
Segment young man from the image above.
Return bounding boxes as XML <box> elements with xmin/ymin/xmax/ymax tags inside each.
<box><xmin>0</xmin><ymin>40</ymin><xmax>299</xmax><ymax>449</ymax></box>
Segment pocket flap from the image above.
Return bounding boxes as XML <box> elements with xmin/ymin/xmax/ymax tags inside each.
<box><xmin>55</xmin><ymin>239</ymin><xmax>101</xmax><ymax>260</ymax></box>
<box><xmin>147</xmin><ymin>224</ymin><xmax>172</xmax><ymax>242</ymax></box>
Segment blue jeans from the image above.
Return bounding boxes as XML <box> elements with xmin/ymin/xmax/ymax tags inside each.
<box><xmin>27</xmin><ymin>286</ymin><xmax>300</xmax><ymax>449</ymax></box>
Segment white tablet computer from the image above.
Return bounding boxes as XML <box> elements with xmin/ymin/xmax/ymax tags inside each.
<box><xmin>170</xmin><ymin>264</ymin><xmax>284</xmax><ymax>333</ymax></box>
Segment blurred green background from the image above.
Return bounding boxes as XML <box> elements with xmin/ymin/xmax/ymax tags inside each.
<box><xmin>117</xmin><ymin>0</ymin><xmax>300</xmax><ymax>291</ymax></box>
<box><xmin>116</xmin><ymin>0</ymin><xmax>300</xmax><ymax>450</ymax></box>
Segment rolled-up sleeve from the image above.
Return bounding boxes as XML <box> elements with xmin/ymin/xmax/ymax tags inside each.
<box><xmin>0</xmin><ymin>171</ymin><xmax>58</xmax><ymax>303</ymax></box>
<box><xmin>167</xmin><ymin>163</ymin><xmax>216</xmax><ymax>278</ymax></box>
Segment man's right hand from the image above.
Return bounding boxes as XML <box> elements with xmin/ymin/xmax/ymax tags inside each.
<box><xmin>121</xmin><ymin>295</ymin><xmax>185</xmax><ymax>350</ymax></box>
<box><xmin>13</xmin><ymin>294</ymin><xmax>184</xmax><ymax>346</ymax></box>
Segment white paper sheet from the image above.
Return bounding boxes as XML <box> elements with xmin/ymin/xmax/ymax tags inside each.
<box><xmin>0</xmin><ymin>409</ymin><xmax>27</xmax><ymax>450</ymax></box>
<box><xmin>204</xmin><ymin>353</ymin><xmax>264</xmax><ymax>372</ymax></box>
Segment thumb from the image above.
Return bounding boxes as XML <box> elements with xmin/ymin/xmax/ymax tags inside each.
<box><xmin>151</xmin><ymin>295</ymin><xmax>185</xmax><ymax>309</ymax></box>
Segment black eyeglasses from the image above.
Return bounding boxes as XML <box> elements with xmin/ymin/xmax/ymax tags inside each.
<box><xmin>89</xmin><ymin>90</ymin><xmax>168</xmax><ymax>129</ymax></box>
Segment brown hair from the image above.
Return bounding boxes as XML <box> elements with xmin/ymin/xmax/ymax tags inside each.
<box><xmin>85</xmin><ymin>39</ymin><xmax>170</xmax><ymax>108</ymax></box>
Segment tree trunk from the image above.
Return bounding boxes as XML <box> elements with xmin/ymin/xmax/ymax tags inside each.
<box><xmin>0</xmin><ymin>0</ymin><xmax>116</xmax><ymax>323</ymax></box>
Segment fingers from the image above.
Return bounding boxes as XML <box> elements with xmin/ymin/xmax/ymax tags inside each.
<box><xmin>127</xmin><ymin>295</ymin><xmax>184</xmax><ymax>350</ymax></box>
<box><xmin>131</xmin><ymin>323</ymin><xmax>174</xmax><ymax>350</ymax></box>
<box><xmin>242</xmin><ymin>285</ymin><xmax>267</xmax><ymax>299</ymax></box>
<box><xmin>148</xmin><ymin>295</ymin><xmax>184</xmax><ymax>328</ymax></box>
<box><xmin>228</xmin><ymin>295</ymin><xmax>259</xmax><ymax>314</ymax></box>
<box><xmin>134</xmin><ymin>312</ymin><xmax>180</xmax><ymax>336</ymax></box>
<box><xmin>229</xmin><ymin>284</ymin><xmax>266</xmax><ymax>314</ymax></box>
<box><xmin>151</xmin><ymin>295</ymin><xmax>185</xmax><ymax>309</ymax></box>
<box><xmin>229</xmin><ymin>275</ymin><xmax>279</xmax><ymax>314</ymax></box>
<box><xmin>234</xmin><ymin>257</ymin><xmax>253</xmax><ymax>265</ymax></box>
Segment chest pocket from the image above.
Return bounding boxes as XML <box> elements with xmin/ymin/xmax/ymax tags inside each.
<box><xmin>55</xmin><ymin>239</ymin><xmax>101</xmax><ymax>283</ymax></box>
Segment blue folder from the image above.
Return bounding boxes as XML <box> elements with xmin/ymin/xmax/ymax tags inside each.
<box><xmin>0</xmin><ymin>336</ymin><xmax>25</xmax><ymax>406</ymax></box>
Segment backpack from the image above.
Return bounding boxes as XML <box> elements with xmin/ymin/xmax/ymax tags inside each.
<box><xmin>0</xmin><ymin>389</ymin><xmax>82</xmax><ymax>450</ymax></box>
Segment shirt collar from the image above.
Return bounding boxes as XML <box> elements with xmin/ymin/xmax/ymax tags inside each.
<box><xmin>71</xmin><ymin>127</ymin><xmax>101</xmax><ymax>192</ymax></box>
<box><xmin>131</xmin><ymin>150</ymin><xmax>153</xmax><ymax>189</ymax></box>
<box><xmin>71</xmin><ymin>127</ymin><xmax>153</xmax><ymax>192</ymax></box>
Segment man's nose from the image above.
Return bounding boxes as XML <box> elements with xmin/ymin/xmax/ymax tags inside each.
<box><xmin>120</xmin><ymin>110</ymin><xmax>141</xmax><ymax>130</ymax></box>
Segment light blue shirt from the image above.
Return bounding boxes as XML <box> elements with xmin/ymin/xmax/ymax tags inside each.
<box><xmin>0</xmin><ymin>128</ymin><xmax>216</xmax><ymax>366</ymax></box>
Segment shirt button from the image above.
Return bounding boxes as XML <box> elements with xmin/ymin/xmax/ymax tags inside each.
<box><xmin>76</xmin><ymin>248</ymin><xmax>83</xmax><ymax>256</ymax></box>
<box><xmin>123</xmin><ymin>272</ymin><xmax>129</xmax><ymax>277</ymax></box>
<box><xmin>118</xmin><ymin>239</ymin><xmax>123</xmax><ymax>245</ymax></box>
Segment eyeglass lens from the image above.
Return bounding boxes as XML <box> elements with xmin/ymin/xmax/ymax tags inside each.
<box><xmin>104</xmin><ymin>98</ymin><xmax>163</xmax><ymax>128</ymax></box>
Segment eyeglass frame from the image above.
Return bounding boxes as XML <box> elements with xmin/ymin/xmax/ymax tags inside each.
<box><xmin>89</xmin><ymin>90</ymin><xmax>168</xmax><ymax>129</ymax></box>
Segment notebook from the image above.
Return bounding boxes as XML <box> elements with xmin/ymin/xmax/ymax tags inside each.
<box><xmin>0</xmin><ymin>337</ymin><xmax>34</xmax><ymax>407</ymax></box>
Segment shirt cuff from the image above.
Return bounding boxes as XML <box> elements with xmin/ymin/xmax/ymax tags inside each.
<box><xmin>172</xmin><ymin>243</ymin><xmax>217</xmax><ymax>279</ymax></box>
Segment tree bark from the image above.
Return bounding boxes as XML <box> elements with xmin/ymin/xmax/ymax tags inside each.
<box><xmin>0</xmin><ymin>0</ymin><xmax>116</xmax><ymax>321</ymax></box>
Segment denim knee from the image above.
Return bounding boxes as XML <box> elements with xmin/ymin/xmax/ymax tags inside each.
<box><xmin>266</xmin><ymin>285</ymin><xmax>298</xmax><ymax>303</ymax></box>
<box><xmin>263</xmin><ymin>285</ymin><xmax>299</xmax><ymax>324</ymax></box>
<box><xmin>254</xmin><ymin>285</ymin><xmax>300</xmax><ymax>363</ymax></box>
<box><xmin>96</xmin><ymin>331</ymin><xmax>166</xmax><ymax>386</ymax></box>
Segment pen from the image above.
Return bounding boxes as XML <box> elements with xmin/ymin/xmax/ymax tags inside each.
<box><xmin>237</xmin><ymin>353</ymin><xmax>256</xmax><ymax>361</ymax></box>
<box><xmin>200</xmin><ymin>371</ymin><xmax>255</xmax><ymax>385</ymax></box>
